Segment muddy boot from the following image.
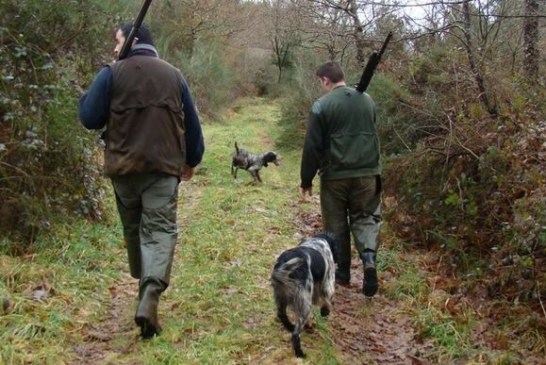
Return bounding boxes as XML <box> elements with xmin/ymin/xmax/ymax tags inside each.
<box><xmin>135</xmin><ymin>281</ymin><xmax>163</xmax><ymax>339</ymax></box>
<box><xmin>361</xmin><ymin>250</ymin><xmax>378</xmax><ymax>297</ymax></box>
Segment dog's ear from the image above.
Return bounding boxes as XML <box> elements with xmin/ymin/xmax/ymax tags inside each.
<box><xmin>263</xmin><ymin>152</ymin><xmax>279</xmax><ymax>166</ymax></box>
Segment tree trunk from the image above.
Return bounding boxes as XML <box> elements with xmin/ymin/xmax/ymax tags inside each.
<box><xmin>347</xmin><ymin>0</ymin><xmax>367</xmax><ymax>67</ymax></box>
<box><xmin>272</xmin><ymin>35</ymin><xmax>289</xmax><ymax>83</ymax></box>
<box><xmin>462</xmin><ymin>0</ymin><xmax>498</xmax><ymax>117</ymax></box>
<box><xmin>523</xmin><ymin>0</ymin><xmax>539</xmax><ymax>83</ymax></box>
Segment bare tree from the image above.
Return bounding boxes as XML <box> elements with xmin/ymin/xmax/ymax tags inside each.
<box><xmin>268</xmin><ymin>0</ymin><xmax>302</xmax><ymax>82</ymax></box>
<box><xmin>523</xmin><ymin>0</ymin><xmax>539</xmax><ymax>83</ymax></box>
<box><xmin>460</xmin><ymin>0</ymin><xmax>498</xmax><ymax>116</ymax></box>
<box><xmin>153</xmin><ymin>0</ymin><xmax>243</xmax><ymax>58</ymax></box>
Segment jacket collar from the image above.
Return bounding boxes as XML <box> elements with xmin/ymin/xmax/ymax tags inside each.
<box><xmin>129</xmin><ymin>44</ymin><xmax>159</xmax><ymax>58</ymax></box>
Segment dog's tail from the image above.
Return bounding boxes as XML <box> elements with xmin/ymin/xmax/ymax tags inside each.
<box><xmin>271</xmin><ymin>257</ymin><xmax>305</xmax><ymax>289</ymax></box>
<box><xmin>231</xmin><ymin>142</ymin><xmax>239</xmax><ymax>178</ymax></box>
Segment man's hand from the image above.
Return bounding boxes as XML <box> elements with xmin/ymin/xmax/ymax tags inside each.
<box><xmin>299</xmin><ymin>186</ymin><xmax>312</xmax><ymax>201</ymax></box>
<box><xmin>181</xmin><ymin>164</ymin><xmax>195</xmax><ymax>181</ymax></box>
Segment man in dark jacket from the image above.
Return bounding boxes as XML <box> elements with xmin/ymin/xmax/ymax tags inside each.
<box><xmin>299</xmin><ymin>61</ymin><xmax>381</xmax><ymax>297</ymax></box>
<box><xmin>79</xmin><ymin>23</ymin><xmax>205</xmax><ymax>338</ymax></box>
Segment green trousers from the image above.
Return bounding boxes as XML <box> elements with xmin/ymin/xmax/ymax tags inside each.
<box><xmin>320</xmin><ymin>176</ymin><xmax>382</xmax><ymax>274</ymax></box>
<box><xmin>111</xmin><ymin>173</ymin><xmax>179</xmax><ymax>290</ymax></box>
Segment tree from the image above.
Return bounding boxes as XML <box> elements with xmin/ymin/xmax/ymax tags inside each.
<box><xmin>268</xmin><ymin>0</ymin><xmax>301</xmax><ymax>83</ymax></box>
<box><xmin>523</xmin><ymin>0</ymin><xmax>539</xmax><ymax>83</ymax></box>
<box><xmin>461</xmin><ymin>0</ymin><xmax>498</xmax><ymax>116</ymax></box>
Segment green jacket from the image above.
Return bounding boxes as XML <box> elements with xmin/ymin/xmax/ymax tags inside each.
<box><xmin>300</xmin><ymin>85</ymin><xmax>381</xmax><ymax>188</ymax></box>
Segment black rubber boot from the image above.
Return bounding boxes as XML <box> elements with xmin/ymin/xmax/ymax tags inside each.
<box><xmin>135</xmin><ymin>281</ymin><xmax>163</xmax><ymax>339</ymax></box>
<box><xmin>361</xmin><ymin>250</ymin><xmax>378</xmax><ymax>297</ymax></box>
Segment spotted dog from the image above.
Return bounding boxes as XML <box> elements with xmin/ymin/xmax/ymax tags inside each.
<box><xmin>270</xmin><ymin>232</ymin><xmax>338</xmax><ymax>358</ymax></box>
<box><xmin>231</xmin><ymin>142</ymin><xmax>280</xmax><ymax>183</ymax></box>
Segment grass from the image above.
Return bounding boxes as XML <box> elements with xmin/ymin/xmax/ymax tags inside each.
<box><xmin>1</xmin><ymin>97</ymin><xmax>545</xmax><ymax>364</ymax></box>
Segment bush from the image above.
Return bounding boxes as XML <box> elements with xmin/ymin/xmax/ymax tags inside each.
<box><xmin>0</xmin><ymin>0</ymin><xmax>121</xmax><ymax>249</ymax></box>
<box><xmin>274</xmin><ymin>53</ymin><xmax>329</xmax><ymax>150</ymax></box>
<box><xmin>165</xmin><ymin>41</ymin><xmax>242</xmax><ymax>120</ymax></box>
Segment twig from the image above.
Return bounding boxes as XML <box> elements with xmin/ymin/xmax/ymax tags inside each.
<box><xmin>0</xmin><ymin>161</ymin><xmax>31</xmax><ymax>177</ymax></box>
<box><xmin>537</xmin><ymin>281</ymin><xmax>546</xmax><ymax>319</ymax></box>
<box><xmin>393</xmin><ymin>127</ymin><xmax>412</xmax><ymax>152</ymax></box>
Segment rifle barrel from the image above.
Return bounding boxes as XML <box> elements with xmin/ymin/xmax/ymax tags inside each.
<box><xmin>118</xmin><ymin>0</ymin><xmax>153</xmax><ymax>61</ymax></box>
<box><xmin>355</xmin><ymin>32</ymin><xmax>393</xmax><ymax>93</ymax></box>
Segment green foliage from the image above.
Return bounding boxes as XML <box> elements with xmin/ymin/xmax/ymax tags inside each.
<box><xmin>0</xmin><ymin>0</ymin><xmax>125</xmax><ymax>246</ymax></box>
<box><xmin>415</xmin><ymin>306</ymin><xmax>471</xmax><ymax>360</ymax></box>
<box><xmin>384</xmin><ymin>96</ymin><xmax>546</xmax><ymax>306</ymax></box>
<box><xmin>0</xmin><ymin>0</ymin><xmax>254</xmax><ymax>247</ymax></box>
<box><xmin>367</xmin><ymin>74</ymin><xmax>431</xmax><ymax>155</ymax></box>
<box><xmin>274</xmin><ymin>57</ymin><xmax>322</xmax><ymax>150</ymax></box>
<box><xmin>168</xmin><ymin>41</ymin><xmax>240</xmax><ymax>119</ymax></box>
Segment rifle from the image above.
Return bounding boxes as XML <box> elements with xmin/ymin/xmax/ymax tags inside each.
<box><xmin>355</xmin><ymin>32</ymin><xmax>393</xmax><ymax>93</ymax></box>
<box><xmin>118</xmin><ymin>0</ymin><xmax>153</xmax><ymax>60</ymax></box>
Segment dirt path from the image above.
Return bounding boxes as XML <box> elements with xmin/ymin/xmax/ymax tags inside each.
<box><xmin>72</xmin><ymin>274</ymin><xmax>139</xmax><ymax>364</ymax></box>
<box><xmin>331</xmin><ymin>274</ymin><xmax>426</xmax><ymax>365</ymax></box>
<box><xmin>71</xmin><ymin>204</ymin><xmax>431</xmax><ymax>365</ymax></box>
<box><xmin>67</xmin><ymin>99</ymin><xmax>441</xmax><ymax>364</ymax></box>
<box><xmin>295</xmin><ymin>199</ymin><xmax>430</xmax><ymax>365</ymax></box>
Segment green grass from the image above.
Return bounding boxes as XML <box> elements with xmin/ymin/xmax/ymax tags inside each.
<box><xmin>1</xmin><ymin>97</ymin><xmax>544</xmax><ymax>364</ymax></box>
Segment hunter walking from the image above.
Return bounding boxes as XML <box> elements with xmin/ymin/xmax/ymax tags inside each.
<box><xmin>78</xmin><ymin>23</ymin><xmax>204</xmax><ymax>338</ymax></box>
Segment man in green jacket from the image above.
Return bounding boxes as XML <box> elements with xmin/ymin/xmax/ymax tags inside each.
<box><xmin>79</xmin><ymin>23</ymin><xmax>204</xmax><ymax>338</ymax></box>
<box><xmin>300</xmin><ymin>61</ymin><xmax>382</xmax><ymax>297</ymax></box>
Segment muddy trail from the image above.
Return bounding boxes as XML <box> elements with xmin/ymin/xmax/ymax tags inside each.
<box><xmin>294</xmin><ymin>198</ymin><xmax>430</xmax><ymax>365</ymax></box>
<box><xmin>72</xmin><ymin>203</ymin><xmax>431</xmax><ymax>365</ymax></box>
<box><xmin>73</xmin><ymin>275</ymin><xmax>140</xmax><ymax>364</ymax></box>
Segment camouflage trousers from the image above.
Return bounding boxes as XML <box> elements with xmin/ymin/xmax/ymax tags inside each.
<box><xmin>320</xmin><ymin>175</ymin><xmax>382</xmax><ymax>275</ymax></box>
<box><xmin>111</xmin><ymin>173</ymin><xmax>179</xmax><ymax>290</ymax></box>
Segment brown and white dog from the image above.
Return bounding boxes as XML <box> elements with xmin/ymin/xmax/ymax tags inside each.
<box><xmin>231</xmin><ymin>142</ymin><xmax>280</xmax><ymax>183</ymax></box>
<box><xmin>270</xmin><ymin>232</ymin><xmax>338</xmax><ymax>358</ymax></box>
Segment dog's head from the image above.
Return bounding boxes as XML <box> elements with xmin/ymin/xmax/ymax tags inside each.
<box><xmin>312</xmin><ymin>231</ymin><xmax>339</xmax><ymax>264</ymax></box>
<box><xmin>262</xmin><ymin>152</ymin><xmax>281</xmax><ymax>167</ymax></box>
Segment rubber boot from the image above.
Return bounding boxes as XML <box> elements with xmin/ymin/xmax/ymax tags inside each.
<box><xmin>135</xmin><ymin>281</ymin><xmax>163</xmax><ymax>339</ymax></box>
<box><xmin>361</xmin><ymin>250</ymin><xmax>378</xmax><ymax>297</ymax></box>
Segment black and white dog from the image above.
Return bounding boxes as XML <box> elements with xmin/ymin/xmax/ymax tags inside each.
<box><xmin>270</xmin><ymin>232</ymin><xmax>338</xmax><ymax>358</ymax></box>
<box><xmin>231</xmin><ymin>142</ymin><xmax>280</xmax><ymax>183</ymax></box>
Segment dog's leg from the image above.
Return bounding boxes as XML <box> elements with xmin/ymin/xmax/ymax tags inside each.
<box><xmin>292</xmin><ymin>331</ymin><xmax>305</xmax><ymax>358</ymax></box>
<box><xmin>320</xmin><ymin>298</ymin><xmax>332</xmax><ymax>317</ymax></box>
<box><xmin>291</xmin><ymin>285</ymin><xmax>312</xmax><ymax>358</ymax></box>
<box><xmin>256</xmin><ymin>170</ymin><xmax>262</xmax><ymax>183</ymax></box>
<box><xmin>249</xmin><ymin>170</ymin><xmax>259</xmax><ymax>184</ymax></box>
<box><xmin>276</xmin><ymin>302</ymin><xmax>295</xmax><ymax>332</ymax></box>
<box><xmin>272</xmin><ymin>282</ymin><xmax>295</xmax><ymax>332</ymax></box>
<box><xmin>321</xmin><ymin>263</ymin><xmax>336</xmax><ymax>317</ymax></box>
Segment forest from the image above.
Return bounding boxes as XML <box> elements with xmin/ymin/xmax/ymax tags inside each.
<box><xmin>1</xmin><ymin>1</ymin><xmax>545</xmax><ymax>364</ymax></box>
